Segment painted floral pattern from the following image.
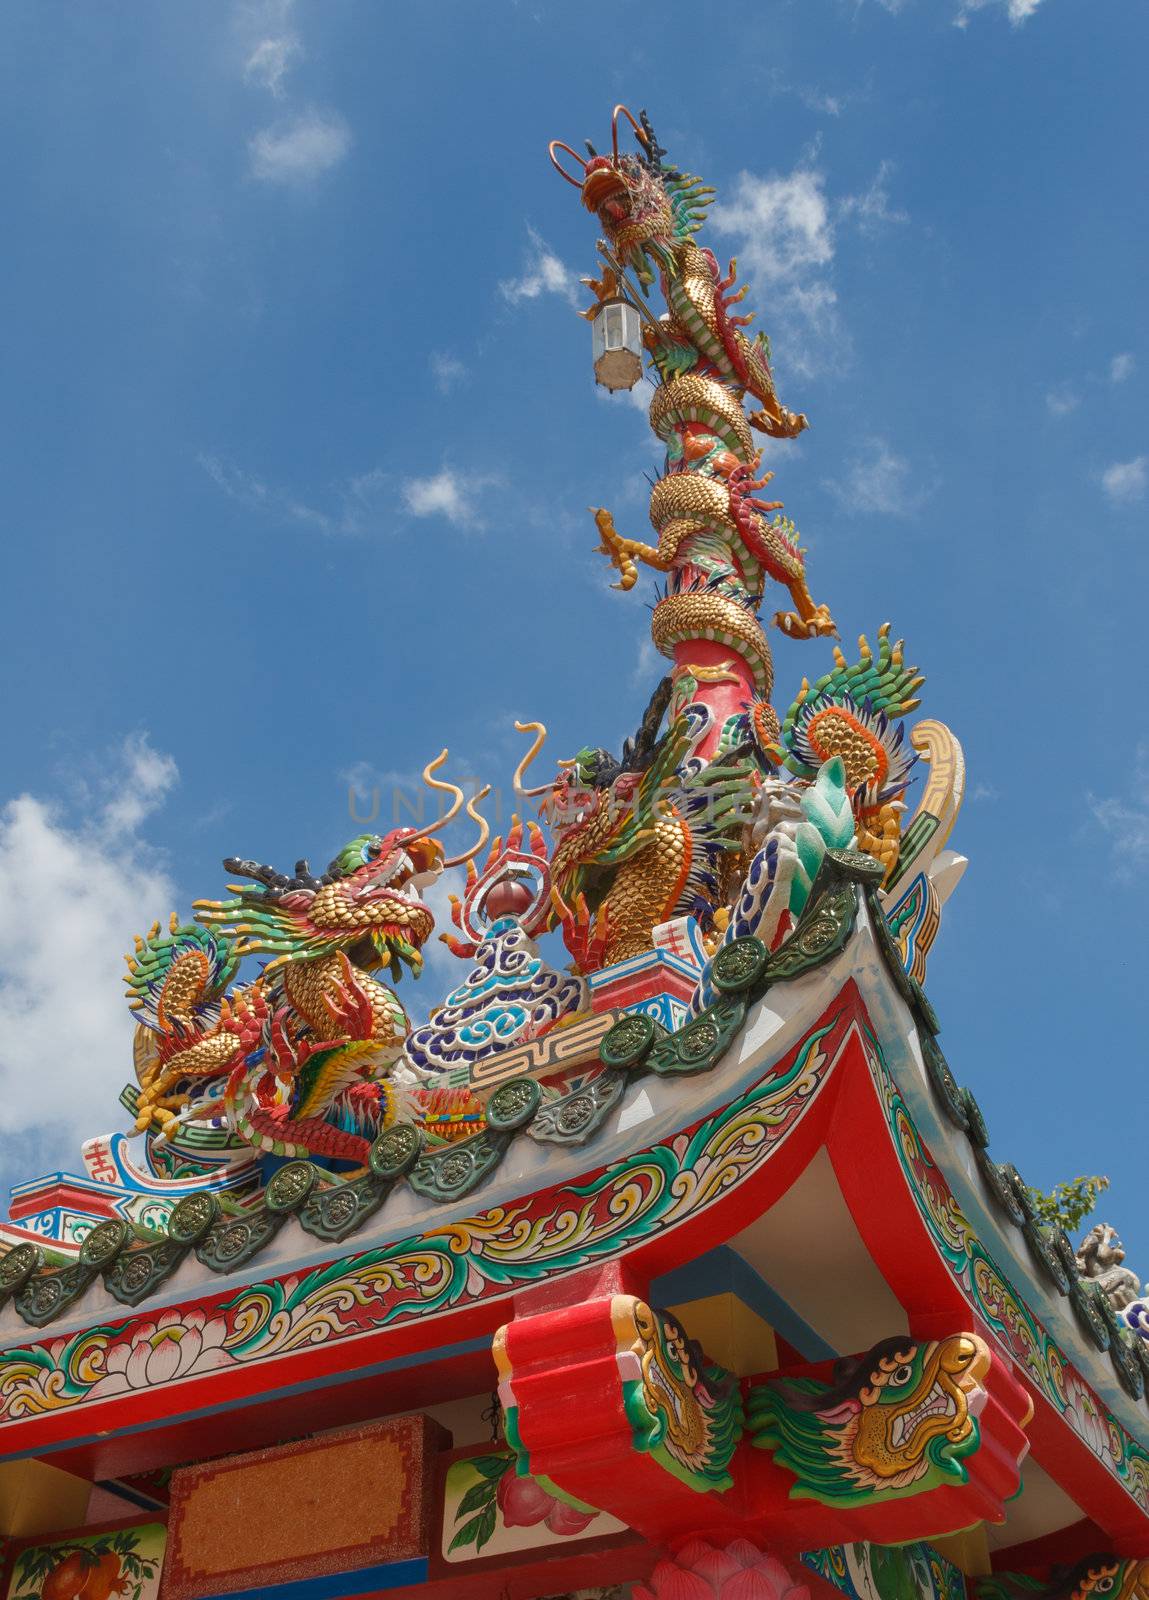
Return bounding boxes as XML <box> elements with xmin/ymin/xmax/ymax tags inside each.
<box><xmin>86</xmin><ymin>1310</ymin><xmax>234</xmax><ymax>1398</ymax></box>
<box><xmin>444</xmin><ymin>1452</ymin><xmax>600</xmax><ymax>1557</ymax></box>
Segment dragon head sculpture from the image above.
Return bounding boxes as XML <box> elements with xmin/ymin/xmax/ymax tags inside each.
<box><xmin>978</xmin><ymin>1557</ymin><xmax>1149</xmax><ymax>1600</ymax></box>
<box><xmin>551</xmin><ymin>106</ymin><xmax>694</xmax><ymax>287</ymax></box>
<box><xmin>749</xmin><ymin>1333</ymin><xmax>992</xmax><ymax>1506</ymax></box>
<box><xmin>194</xmin><ymin>750</ymin><xmax>490</xmax><ymax>981</ymax></box>
<box><xmin>195</xmin><ymin>828</ymin><xmax>443</xmax><ymax>979</ymax></box>
<box><xmin>1056</xmin><ymin>1560</ymin><xmax>1149</xmax><ymax>1600</ymax></box>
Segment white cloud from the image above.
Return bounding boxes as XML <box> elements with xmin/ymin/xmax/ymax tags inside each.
<box><xmin>1045</xmin><ymin>385</ymin><xmax>1080</xmax><ymax>418</ymax></box>
<box><xmin>761</xmin><ymin>65</ymin><xmax>861</xmax><ymax>119</ymax></box>
<box><xmin>239</xmin><ymin>0</ymin><xmax>303</xmax><ymax>97</ymax></box>
<box><xmin>801</xmin><ymin>89</ymin><xmax>844</xmax><ymax>116</ymax></box>
<box><xmin>500</xmin><ymin>226</ymin><xmax>580</xmax><ymax>306</ymax></box>
<box><xmin>199</xmin><ymin>454</ymin><xmax>388</xmax><ymax>535</ymax></box>
<box><xmin>1111</xmin><ymin>352</ymin><xmax>1136</xmax><ymax>384</ymax></box>
<box><xmin>713</xmin><ymin>168</ymin><xmax>834</xmax><ymax>286</ymax></box>
<box><xmin>1100</xmin><ymin>456</ymin><xmax>1147</xmax><ymax>505</ymax></box>
<box><xmin>245</xmin><ymin>32</ymin><xmax>302</xmax><ymax>96</ymax></box>
<box><xmin>630</xmin><ymin>635</ymin><xmax>664</xmax><ymax>691</ymax></box>
<box><xmin>710</xmin><ymin>161</ymin><xmax>906</xmax><ymax>377</ymax></box>
<box><xmin>839</xmin><ymin>160</ymin><xmax>909</xmax><ymax>234</ymax></box>
<box><xmin>1089</xmin><ymin>748</ymin><xmax>1149</xmax><ymax>871</ymax></box>
<box><xmin>248</xmin><ymin>109</ymin><xmax>351</xmax><ymax>186</ymax></box>
<box><xmin>826</xmin><ymin>437</ymin><xmax>928</xmax><ymax>517</ymax></box>
<box><xmin>410</xmin><ymin>866</ymin><xmax>471</xmax><ymax>1019</ymax></box>
<box><xmin>0</xmin><ymin>738</ymin><xmax>179</xmax><ymax>1158</ymax></box>
<box><xmin>401</xmin><ymin>469</ymin><xmax>486</xmax><ymax>529</ymax></box>
<box><xmin>596</xmin><ymin>373</ymin><xmax>656</xmax><ymax>416</ymax></box>
<box><xmin>955</xmin><ymin>0</ymin><xmax>1046</xmax><ymax>25</ymax></box>
<box><xmin>710</xmin><ymin>166</ymin><xmax>838</xmax><ymax>377</ymax></box>
<box><xmin>430</xmin><ymin>352</ymin><xmax>468</xmax><ymax>394</ymax></box>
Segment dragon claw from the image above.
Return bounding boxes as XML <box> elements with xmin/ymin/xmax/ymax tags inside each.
<box><xmin>773</xmin><ymin>606</ymin><xmax>838</xmax><ymax>640</ymax></box>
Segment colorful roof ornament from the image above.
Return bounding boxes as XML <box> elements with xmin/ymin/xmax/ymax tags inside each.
<box><xmin>0</xmin><ymin>100</ymin><xmax>1143</xmax><ymax>1600</ymax></box>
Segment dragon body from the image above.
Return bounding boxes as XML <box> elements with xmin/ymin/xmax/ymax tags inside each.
<box><xmin>553</xmin><ymin>107</ymin><xmax>835</xmax><ymax>758</ymax></box>
<box><xmin>542</xmin><ymin>697</ymin><xmax>752</xmax><ymax>967</ymax></box>
<box><xmin>127</xmin><ymin>830</ymin><xmax>443</xmax><ymax>1166</ymax></box>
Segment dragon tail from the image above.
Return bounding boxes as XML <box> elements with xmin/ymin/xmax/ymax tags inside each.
<box><xmin>124</xmin><ymin>914</ymin><xmax>240</xmax><ymax>1036</ymax></box>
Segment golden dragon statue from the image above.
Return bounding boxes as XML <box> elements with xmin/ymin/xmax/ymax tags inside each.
<box><xmin>124</xmin><ymin>755</ymin><xmax>488</xmax><ymax>1165</ymax></box>
<box><xmin>550</xmin><ymin>105</ymin><xmax>836</xmax><ymax>758</ymax></box>
<box><xmin>513</xmin><ymin>694</ymin><xmax>753</xmax><ymax>968</ymax></box>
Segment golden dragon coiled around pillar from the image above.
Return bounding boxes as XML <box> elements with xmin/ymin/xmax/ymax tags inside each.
<box><xmin>552</xmin><ymin>106</ymin><xmax>835</xmax><ymax>723</ymax></box>
<box><xmin>514</xmin><ymin>703</ymin><xmax>754</xmax><ymax>971</ymax></box>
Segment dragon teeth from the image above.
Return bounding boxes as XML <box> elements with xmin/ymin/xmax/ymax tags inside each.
<box><xmin>891</xmin><ymin>1388</ymin><xmax>955</xmax><ymax>1447</ymax></box>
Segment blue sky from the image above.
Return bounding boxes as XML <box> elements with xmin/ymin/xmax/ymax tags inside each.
<box><xmin>0</xmin><ymin>1</ymin><xmax>1145</xmax><ymax>1259</ymax></box>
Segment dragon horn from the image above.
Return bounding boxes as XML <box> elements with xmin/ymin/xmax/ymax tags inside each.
<box><xmin>409</xmin><ymin>749</ymin><xmax>465</xmax><ymax>840</ymax></box>
<box><xmin>223</xmin><ymin>857</ymin><xmax>292</xmax><ymax>891</ymax></box>
<box><xmin>548</xmin><ymin>140</ymin><xmax>587</xmax><ymax>188</ymax></box>
<box><xmin>443</xmin><ymin>786</ymin><xmax>492</xmax><ymax>868</ymax></box>
<box><xmin>611</xmin><ymin>104</ymin><xmax>642</xmax><ymax>162</ymax></box>
<box><xmin>513</xmin><ymin>720</ymin><xmax>554</xmax><ymax>797</ymax></box>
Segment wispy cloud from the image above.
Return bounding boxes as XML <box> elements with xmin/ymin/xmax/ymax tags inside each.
<box><xmin>955</xmin><ymin>0</ymin><xmax>1047</xmax><ymax>26</ymax></box>
<box><xmin>801</xmin><ymin>89</ymin><xmax>844</xmax><ymax>116</ymax></box>
<box><xmin>199</xmin><ymin>453</ymin><xmax>388</xmax><ymax>535</ymax></box>
<box><xmin>0</xmin><ymin>737</ymin><xmax>178</xmax><ymax>1155</ymax></box>
<box><xmin>711</xmin><ymin>165</ymin><xmax>839</xmax><ymax>377</ymax></box>
<box><xmin>1088</xmin><ymin>747</ymin><xmax>1149</xmax><ymax>872</ymax></box>
<box><xmin>430</xmin><ymin>352</ymin><xmax>468</xmax><ymax>395</ymax></box>
<box><xmin>762</xmin><ymin>65</ymin><xmax>866</xmax><ymax>119</ymax></box>
<box><xmin>236</xmin><ymin>2</ymin><xmax>351</xmax><ymax>188</ymax></box>
<box><xmin>248</xmin><ymin>109</ymin><xmax>352</xmax><ymax>185</ymax></box>
<box><xmin>713</xmin><ymin>166</ymin><xmax>834</xmax><ymax>288</ymax></box>
<box><xmin>839</xmin><ymin>160</ymin><xmax>909</xmax><ymax>234</ymax></box>
<box><xmin>240</xmin><ymin>0</ymin><xmax>302</xmax><ymax>96</ymax></box>
<box><xmin>500</xmin><ymin>226</ymin><xmax>581</xmax><ymax>306</ymax></box>
<box><xmin>401</xmin><ymin>468</ymin><xmax>494</xmax><ymax>530</ymax></box>
<box><xmin>826</xmin><ymin>437</ymin><xmax>929</xmax><ymax>517</ymax></box>
<box><xmin>245</xmin><ymin>34</ymin><xmax>302</xmax><ymax>96</ymax></box>
<box><xmin>710</xmin><ymin>160</ymin><xmax>906</xmax><ymax>376</ymax></box>
<box><xmin>630</xmin><ymin>634</ymin><xmax>664</xmax><ymax>691</ymax></box>
<box><xmin>202</xmin><ymin>455</ymin><xmax>502</xmax><ymax>539</ymax></box>
<box><xmin>596</xmin><ymin>373</ymin><xmax>657</xmax><ymax>417</ymax></box>
<box><xmin>412</xmin><ymin>866</ymin><xmax>471</xmax><ymax>1018</ymax></box>
<box><xmin>1045</xmin><ymin>385</ymin><xmax>1080</xmax><ymax>418</ymax></box>
<box><xmin>1100</xmin><ymin>456</ymin><xmax>1147</xmax><ymax>505</ymax></box>
<box><xmin>1111</xmin><ymin>352</ymin><xmax>1136</xmax><ymax>384</ymax></box>
<box><xmin>870</xmin><ymin>0</ymin><xmax>1048</xmax><ymax>25</ymax></box>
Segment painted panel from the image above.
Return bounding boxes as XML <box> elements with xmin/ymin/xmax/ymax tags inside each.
<box><xmin>804</xmin><ymin>1543</ymin><xmax>966</xmax><ymax>1600</ymax></box>
<box><xmin>163</xmin><ymin>1415</ymin><xmax>441</xmax><ymax>1600</ymax></box>
<box><xmin>6</xmin><ymin>1522</ymin><xmax>165</xmax><ymax>1600</ymax></box>
<box><xmin>440</xmin><ymin>1449</ymin><xmax>625</xmax><ymax>1564</ymax></box>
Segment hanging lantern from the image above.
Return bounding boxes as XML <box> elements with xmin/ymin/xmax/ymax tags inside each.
<box><xmin>591</xmin><ymin>297</ymin><xmax>644</xmax><ymax>391</ymax></box>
